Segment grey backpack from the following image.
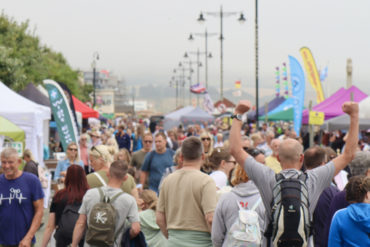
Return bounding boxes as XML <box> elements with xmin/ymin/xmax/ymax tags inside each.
<box><xmin>86</xmin><ymin>187</ymin><xmax>124</xmax><ymax>247</ymax></box>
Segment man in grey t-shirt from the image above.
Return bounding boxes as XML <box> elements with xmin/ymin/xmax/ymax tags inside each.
<box><xmin>229</xmin><ymin>100</ymin><xmax>359</xmax><ymax>247</ymax></box>
<box><xmin>71</xmin><ymin>160</ymin><xmax>140</xmax><ymax>247</ymax></box>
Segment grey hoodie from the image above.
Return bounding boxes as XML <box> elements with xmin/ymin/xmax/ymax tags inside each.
<box><xmin>212</xmin><ymin>181</ymin><xmax>266</xmax><ymax>247</ymax></box>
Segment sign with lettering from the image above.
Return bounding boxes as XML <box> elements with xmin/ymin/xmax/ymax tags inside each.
<box><xmin>3</xmin><ymin>142</ymin><xmax>23</xmax><ymax>157</ymax></box>
<box><xmin>44</xmin><ymin>80</ymin><xmax>78</xmax><ymax>151</ymax></box>
<box><xmin>309</xmin><ymin>111</ymin><xmax>325</xmax><ymax>126</ymax></box>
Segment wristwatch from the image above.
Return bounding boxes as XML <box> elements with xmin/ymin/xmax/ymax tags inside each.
<box><xmin>231</xmin><ymin>113</ymin><xmax>243</xmax><ymax>121</ymax></box>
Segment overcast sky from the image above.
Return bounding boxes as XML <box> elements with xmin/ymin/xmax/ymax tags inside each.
<box><xmin>2</xmin><ymin>0</ymin><xmax>370</xmax><ymax>102</ymax></box>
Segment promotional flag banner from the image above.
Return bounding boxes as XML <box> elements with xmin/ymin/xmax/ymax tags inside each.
<box><xmin>44</xmin><ymin>79</ymin><xmax>79</xmax><ymax>152</ymax></box>
<box><xmin>190</xmin><ymin>83</ymin><xmax>206</xmax><ymax>94</ymax></box>
<box><xmin>235</xmin><ymin>80</ymin><xmax>241</xmax><ymax>89</ymax></box>
<box><xmin>320</xmin><ymin>66</ymin><xmax>328</xmax><ymax>81</ymax></box>
<box><xmin>300</xmin><ymin>47</ymin><xmax>324</xmax><ymax>103</ymax></box>
<box><xmin>203</xmin><ymin>93</ymin><xmax>214</xmax><ymax>114</ymax></box>
<box><xmin>57</xmin><ymin>82</ymin><xmax>80</xmax><ymax>133</ymax></box>
<box><xmin>289</xmin><ymin>56</ymin><xmax>305</xmax><ymax>136</ymax></box>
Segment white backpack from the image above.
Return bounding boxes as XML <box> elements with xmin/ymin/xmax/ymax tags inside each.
<box><xmin>225</xmin><ymin>198</ymin><xmax>262</xmax><ymax>247</ymax></box>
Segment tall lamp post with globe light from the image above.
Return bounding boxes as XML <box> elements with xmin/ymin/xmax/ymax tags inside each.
<box><xmin>197</xmin><ymin>6</ymin><xmax>245</xmax><ymax>100</ymax></box>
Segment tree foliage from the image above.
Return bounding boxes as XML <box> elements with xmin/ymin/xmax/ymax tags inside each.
<box><xmin>0</xmin><ymin>12</ymin><xmax>82</xmax><ymax>97</ymax></box>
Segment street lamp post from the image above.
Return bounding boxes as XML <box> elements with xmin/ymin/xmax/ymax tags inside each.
<box><xmin>198</xmin><ymin>6</ymin><xmax>245</xmax><ymax>100</ymax></box>
<box><xmin>181</xmin><ymin>59</ymin><xmax>196</xmax><ymax>105</ymax></box>
<box><xmin>176</xmin><ymin>62</ymin><xmax>193</xmax><ymax>107</ymax></box>
<box><xmin>188</xmin><ymin>29</ymin><xmax>216</xmax><ymax>90</ymax></box>
<box><xmin>170</xmin><ymin>71</ymin><xmax>180</xmax><ymax>108</ymax></box>
<box><xmin>91</xmin><ymin>52</ymin><xmax>99</xmax><ymax>107</ymax></box>
<box><xmin>255</xmin><ymin>0</ymin><xmax>259</xmax><ymax>128</ymax></box>
<box><xmin>184</xmin><ymin>50</ymin><xmax>205</xmax><ymax>106</ymax></box>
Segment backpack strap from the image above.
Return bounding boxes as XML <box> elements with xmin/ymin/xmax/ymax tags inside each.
<box><xmin>110</xmin><ymin>191</ymin><xmax>125</xmax><ymax>244</ymax></box>
<box><xmin>110</xmin><ymin>191</ymin><xmax>124</xmax><ymax>203</ymax></box>
<box><xmin>147</xmin><ymin>150</ymin><xmax>155</xmax><ymax>171</ymax></box>
<box><xmin>94</xmin><ymin>172</ymin><xmax>107</xmax><ymax>186</ymax></box>
<box><xmin>251</xmin><ymin>197</ymin><xmax>262</xmax><ymax>211</ymax></box>
<box><xmin>264</xmin><ymin>173</ymin><xmax>285</xmax><ymax>244</ymax></box>
<box><xmin>97</xmin><ymin>187</ymin><xmax>105</xmax><ymax>202</ymax></box>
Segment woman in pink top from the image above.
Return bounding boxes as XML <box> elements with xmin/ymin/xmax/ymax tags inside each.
<box><xmin>79</xmin><ymin>134</ymin><xmax>90</xmax><ymax>174</ymax></box>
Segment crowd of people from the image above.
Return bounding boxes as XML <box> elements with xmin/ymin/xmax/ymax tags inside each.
<box><xmin>0</xmin><ymin>100</ymin><xmax>369</xmax><ymax>247</ymax></box>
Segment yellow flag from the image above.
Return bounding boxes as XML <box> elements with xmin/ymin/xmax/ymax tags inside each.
<box><xmin>300</xmin><ymin>47</ymin><xmax>325</xmax><ymax>103</ymax></box>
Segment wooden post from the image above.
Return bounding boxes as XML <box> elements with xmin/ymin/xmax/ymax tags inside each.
<box><xmin>309</xmin><ymin>100</ymin><xmax>314</xmax><ymax>147</ymax></box>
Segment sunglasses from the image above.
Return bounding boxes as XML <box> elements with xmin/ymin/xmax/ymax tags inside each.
<box><xmin>227</xmin><ymin>160</ymin><xmax>237</xmax><ymax>165</ymax></box>
<box><xmin>91</xmin><ymin>135</ymin><xmax>99</xmax><ymax>138</ymax></box>
<box><xmin>201</xmin><ymin>137</ymin><xmax>211</xmax><ymax>141</ymax></box>
<box><xmin>68</xmin><ymin>148</ymin><xmax>78</xmax><ymax>151</ymax></box>
<box><xmin>144</xmin><ymin>140</ymin><xmax>153</xmax><ymax>144</ymax></box>
<box><xmin>91</xmin><ymin>146</ymin><xmax>103</xmax><ymax>157</ymax></box>
<box><xmin>243</xmin><ymin>147</ymin><xmax>265</xmax><ymax>157</ymax></box>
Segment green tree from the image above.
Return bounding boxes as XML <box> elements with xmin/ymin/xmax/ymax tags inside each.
<box><xmin>0</xmin><ymin>12</ymin><xmax>82</xmax><ymax>97</ymax></box>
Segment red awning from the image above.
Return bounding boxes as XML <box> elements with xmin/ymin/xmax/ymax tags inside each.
<box><xmin>72</xmin><ymin>96</ymin><xmax>99</xmax><ymax>119</ymax></box>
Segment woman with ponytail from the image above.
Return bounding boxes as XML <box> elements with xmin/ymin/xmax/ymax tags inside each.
<box><xmin>139</xmin><ymin>190</ymin><xmax>167</xmax><ymax>247</ymax></box>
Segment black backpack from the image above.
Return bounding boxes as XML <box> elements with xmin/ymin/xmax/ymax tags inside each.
<box><xmin>55</xmin><ymin>203</ymin><xmax>81</xmax><ymax>241</ymax></box>
<box><xmin>265</xmin><ymin>173</ymin><xmax>312</xmax><ymax>247</ymax></box>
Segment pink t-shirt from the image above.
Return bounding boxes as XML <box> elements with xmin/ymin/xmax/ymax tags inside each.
<box><xmin>80</xmin><ymin>145</ymin><xmax>89</xmax><ymax>166</ymax></box>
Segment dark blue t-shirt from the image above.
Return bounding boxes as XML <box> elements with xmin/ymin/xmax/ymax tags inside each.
<box><xmin>115</xmin><ymin>132</ymin><xmax>131</xmax><ymax>150</ymax></box>
<box><xmin>0</xmin><ymin>172</ymin><xmax>44</xmax><ymax>245</ymax></box>
<box><xmin>313</xmin><ymin>185</ymin><xmax>339</xmax><ymax>247</ymax></box>
<box><xmin>141</xmin><ymin>149</ymin><xmax>174</xmax><ymax>193</ymax></box>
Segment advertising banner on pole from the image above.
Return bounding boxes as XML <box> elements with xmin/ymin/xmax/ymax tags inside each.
<box><xmin>289</xmin><ymin>56</ymin><xmax>306</xmax><ymax>136</ymax></box>
<box><xmin>300</xmin><ymin>47</ymin><xmax>324</xmax><ymax>103</ymax></box>
<box><xmin>44</xmin><ymin>79</ymin><xmax>79</xmax><ymax>152</ymax></box>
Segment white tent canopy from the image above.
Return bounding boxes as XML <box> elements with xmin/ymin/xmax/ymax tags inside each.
<box><xmin>163</xmin><ymin>106</ymin><xmax>194</xmax><ymax>130</ymax></box>
<box><xmin>321</xmin><ymin>96</ymin><xmax>370</xmax><ymax>131</ymax></box>
<box><xmin>0</xmin><ymin>82</ymin><xmax>51</xmax><ymax>165</ymax></box>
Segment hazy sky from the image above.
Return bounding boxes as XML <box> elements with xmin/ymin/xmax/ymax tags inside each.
<box><xmin>2</xmin><ymin>0</ymin><xmax>370</xmax><ymax>102</ymax></box>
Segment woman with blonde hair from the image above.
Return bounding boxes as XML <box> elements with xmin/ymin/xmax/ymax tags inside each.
<box><xmin>86</xmin><ymin>145</ymin><xmax>141</xmax><ymax>204</ymax></box>
<box><xmin>199</xmin><ymin>131</ymin><xmax>214</xmax><ymax>174</ymax></box>
<box><xmin>54</xmin><ymin>142</ymin><xmax>84</xmax><ymax>182</ymax></box>
<box><xmin>139</xmin><ymin>190</ymin><xmax>167</xmax><ymax>247</ymax></box>
<box><xmin>106</xmin><ymin>137</ymin><xmax>119</xmax><ymax>155</ymax></box>
<box><xmin>212</xmin><ymin>163</ymin><xmax>265</xmax><ymax>247</ymax></box>
<box><xmin>115</xmin><ymin>148</ymin><xmax>132</xmax><ymax>164</ymax></box>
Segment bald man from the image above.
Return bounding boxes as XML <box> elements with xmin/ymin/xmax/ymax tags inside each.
<box><xmin>230</xmin><ymin>100</ymin><xmax>359</xmax><ymax>247</ymax></box>
<box><xmin>264</xmin><ymin>138</ymin><xmax>282</xmax><ymax>173</ymax></box>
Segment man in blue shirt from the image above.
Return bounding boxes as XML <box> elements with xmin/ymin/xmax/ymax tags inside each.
<box><xmin>140</xmin><ymin>132</ymin><xmax>174</xmax><ymax>193</ymax></box>
<box><xmin>115</xmin><ymin>124</ymin><xmax>131</xmax><ymax>151</ymax></box>
<box><xmin>0</xmin><ymin>147</ymin><xmax>44</xmax><ymax>246</ymax></box>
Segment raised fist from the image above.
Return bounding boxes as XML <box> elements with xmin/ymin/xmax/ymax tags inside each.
<box><xmin>235</xmin><ymin>100</ymin><xmax>252</xmax><ymax>114</ymax></box>
<box><xmin>342</xmin><ymin>101</ymin><xmax>359</xmax><ymax>116</ymax></box>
